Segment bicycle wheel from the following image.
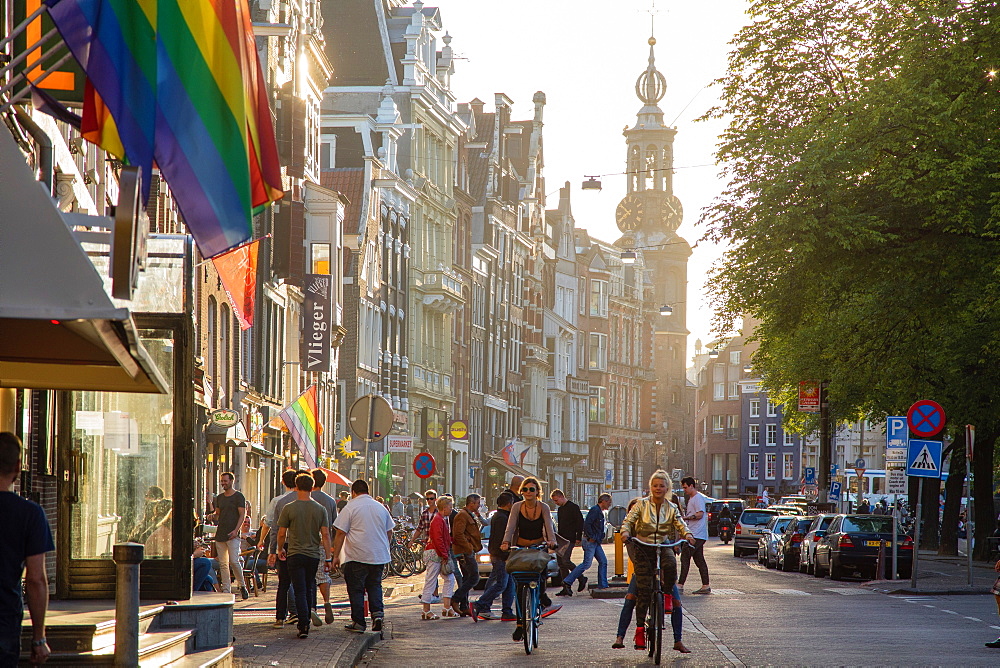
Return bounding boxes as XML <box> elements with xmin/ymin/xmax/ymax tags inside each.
<box><xmin>521</xmin><ymin>583</ymin><xmax>535</xmax><ymax>655</ymax></box>
<box><xmin>650</xmin><ymin>591</ymin><xmax>663</xmax><ymax>663</ymax></box>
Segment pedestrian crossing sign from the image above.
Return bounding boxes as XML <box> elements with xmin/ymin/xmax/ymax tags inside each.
<box><xmin>906</xmin><ymin>439</ymin><xmax>942</xmax><ymax>479</ymax></box>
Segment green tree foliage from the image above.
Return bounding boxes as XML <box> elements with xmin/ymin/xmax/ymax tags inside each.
<box><xmin>703</xmin><ymin>0</ymin><xmax>1000</xmax><ymax>554</ymax></box>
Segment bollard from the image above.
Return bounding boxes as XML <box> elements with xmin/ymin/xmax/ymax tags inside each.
<box><xmin>113</xmin><ymin>542</ymin><xmax>144</xmax><ymax>668</ymax></box>
<box><xmin>612</xmin><ymin>530</ymin><xmax>625</xmax><ymax>581</ymax></box>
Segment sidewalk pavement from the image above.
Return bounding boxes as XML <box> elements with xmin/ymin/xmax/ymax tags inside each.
<box><xmin>863</xmin><ymin>549</ymin><xmax>996</xmax><ymax>595</ymax></box>
<box><xmin>231</xmin><ymin>573</ymin><xmax>418</xmax><ymax>667</ymax></box>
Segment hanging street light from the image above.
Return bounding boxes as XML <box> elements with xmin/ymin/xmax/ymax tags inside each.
<box><xmin>582</xmin><ymin>175</ymin><xmax>603</xmax><ymax>191</ymax></box>
<box><xmin>621</xmin><ymin>250</ymin><xmax>637</xmax><ymax>264</ymax></box>
<box><xmin>659</xmin><ymin>304</ymin><xmax>673</xmax><ymax>316</ymax></box>
<box><xmin>708</xmin><ymin>349</ymin><xmax>719</xmax><ymax>359</ymax></box>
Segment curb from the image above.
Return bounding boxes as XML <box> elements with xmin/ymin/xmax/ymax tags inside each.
<box><xmin>864</xmin><ymin>582</ymin><xmax>990</xmax><ymax>596</ymax></box>
<box><xmin>590</xmin><ymin>588</ymin><xmax>628</xmax><ymax>599</ymax></box>
<box><xmin>334</xmin><ymin>629</ymin><xmax>382</xmax><ymax>668</ymax></box>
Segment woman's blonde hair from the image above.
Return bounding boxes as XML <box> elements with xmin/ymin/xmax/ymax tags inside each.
<box><xmin>436</xmin><ymin>496</ymin><xmax>454</xmax><ymax>512</ymax></box>
<box><xmin>520</xmin><ymin>477</ymin><xmax>542</xmax><ymax>496</ymax></box>
<box><xmin>648</xmin><ymin>469</ymin><xmax>670</xmax><ymax>490</ymax></box>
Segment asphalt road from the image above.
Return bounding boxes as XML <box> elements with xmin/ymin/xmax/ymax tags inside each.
<box><xmin>359</xmin><ymin>540</ymin><xmax>1000</xmax><ymax>667</ymax></box>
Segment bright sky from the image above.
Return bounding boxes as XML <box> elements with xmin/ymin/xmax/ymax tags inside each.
<box><xmin>435</xmin><ymin>0</ymin><xmax>751</xmax><ymax>358</ymax></box>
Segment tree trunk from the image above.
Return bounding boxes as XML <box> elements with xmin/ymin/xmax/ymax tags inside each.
<box><xmin>973</xmin><ymin>428</ymin><xmax>997</xmax><ymax>561</ymax></box>
<box><xmin>938</xmin><ymin>435</ymin><xmax>965</xmax><ymax>556</ymax></box>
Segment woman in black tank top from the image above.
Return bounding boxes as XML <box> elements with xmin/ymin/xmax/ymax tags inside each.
<box><xmin>517</xmin><ymin>511</ymin><xmax>544</xmax><ymax>542</ymax></box>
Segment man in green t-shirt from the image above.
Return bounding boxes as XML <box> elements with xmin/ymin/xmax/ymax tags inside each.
<box><xmin>277</xmin><ymin>473</ymin><xmax>331</xmax><ymax>639</ymax></box>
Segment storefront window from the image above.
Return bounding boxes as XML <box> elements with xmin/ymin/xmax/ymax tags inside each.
<box><xmin>70</xmin><ymin>329</ymin><xmax>175</xmax><ymax>559</ymax></box>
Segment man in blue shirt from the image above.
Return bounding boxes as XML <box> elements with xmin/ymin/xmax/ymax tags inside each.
<box><xmin>0</xmin><ymin>433</ymin><xmax>54</xmax><ymax>666</ymax></box>
<box><xmin>558</xmin><ymin>493</ymin><xmax>611</xmax><ymax>595</ymax></box>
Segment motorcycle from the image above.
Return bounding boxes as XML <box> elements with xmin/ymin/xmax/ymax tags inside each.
<box><xmin>718</xmin><ymin>518</ymin><xmax>734</xmax><ymax>544</ymax></box>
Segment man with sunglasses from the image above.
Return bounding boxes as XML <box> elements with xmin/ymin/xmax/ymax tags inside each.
<box><xmin>410</xmin><ymin>489</ymin><xmax>442</xmax><ymax>604</ymax></box>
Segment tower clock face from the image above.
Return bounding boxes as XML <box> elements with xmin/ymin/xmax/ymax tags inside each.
<box><xmin>615</xmin><ymin>193</ymin><xmax>645</xmax><ymax>232</ymax></box>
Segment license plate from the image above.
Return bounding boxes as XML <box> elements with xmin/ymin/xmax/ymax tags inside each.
<box><xmin>865</xmin><ymin>540</ymin><xmax>882</xmax><ymax>547</ymax></box>
<box><xmin>752</xmin><ymin>529</ymin><xmax>764</xmax><ymax>535</ymax></box>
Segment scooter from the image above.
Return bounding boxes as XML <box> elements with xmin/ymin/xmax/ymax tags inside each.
<box><xmin>718</xmin><ymin>518</ymin><xmax>734</xmax><ymax>544</ymax></box>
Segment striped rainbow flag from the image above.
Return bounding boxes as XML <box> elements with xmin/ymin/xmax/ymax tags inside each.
<box><xmin>278</xmin><ymin>385</ymin><xmax>319</xmax><ymax>469</ymax></box>
<box><xmin>46</xmin><ymin>0</ymin><xmax>283</xmax><ymax>258</ymax></box>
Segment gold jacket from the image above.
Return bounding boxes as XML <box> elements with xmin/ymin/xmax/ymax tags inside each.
<box><xmin>622</xmin><ymin>498</ymin><xmax>691</xmax><ymax>544</ymax></box>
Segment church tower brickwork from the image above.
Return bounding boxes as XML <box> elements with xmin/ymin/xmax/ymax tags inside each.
<box><xmin>615</xmin><ymin>37</ymin><xmax>693</xmax><ymax>478</ymax></box>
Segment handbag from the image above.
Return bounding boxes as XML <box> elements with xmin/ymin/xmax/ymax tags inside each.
<box><xmin>441</xmin><ymin>557</ymin><xmax>454</xmax><ymax>576</ymax></box>
<box><xmin>505</xmin><ymin>548</ymin><xmax>550</xmax><ymax>574</ymax></box>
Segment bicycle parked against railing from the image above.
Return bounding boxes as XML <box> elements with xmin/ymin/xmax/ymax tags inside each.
<box><xmin>508</xmin><ymin>544</ymin><xmax>550</xmax><ymax>655</ymax></box>
<box><xmin>628</xmin><ymin>538</ymin><xmax>688</xmax><ymax>666</ymax></box>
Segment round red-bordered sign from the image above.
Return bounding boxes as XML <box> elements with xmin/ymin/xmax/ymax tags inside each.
<box><xmin>907</xmin><ymin>400</ymin><xmax>946</xmax><ymax>438</ymax></box>
<box><xmin>412</xmin><ymin>452</ymin><xmax>436</xmax><ymax>479</ymax></box>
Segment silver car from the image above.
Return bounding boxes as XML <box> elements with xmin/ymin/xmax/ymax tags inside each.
<box><xmin>734</xmin><ymin>508</ymin><xmax>778</xmax><ymax>557</ymax></box>
<box><xmin>756</xmin><ymin>515</ymin><xmax>796</xmax><ymax>569</ymax></box>
<box><xmin>799</xmin><ymin>514</ymin><xmax>836</xmax><ymax>575</ymax></box>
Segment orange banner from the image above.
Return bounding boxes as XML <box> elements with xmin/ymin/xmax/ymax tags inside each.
<box><xmin>212</xmin><ymin>238</ymin><xmax>260</xmax><ymax>330</ymax></box>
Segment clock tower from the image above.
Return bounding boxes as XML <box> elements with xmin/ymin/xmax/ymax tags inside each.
<box><xmin>615</xmin><ymin>36</ymin><xmax>692</xmax><ymax>478</ymax></box>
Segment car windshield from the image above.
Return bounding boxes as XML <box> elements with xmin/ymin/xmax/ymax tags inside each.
<box><xmin>843</xmin><ymin>517</ymin><xmax>893</xmax><ymax>533</ymax></box>
<box><xmin>774</xmin><ymin>518</ymin><xmax>793</xmax><ymax>532</ymax></box>
<box><xmin>741</xmin><ymin>511</ymin><xmax>776</xmax><ymax>525</ymax></box>
<box><xmin>819</xmin><ymin>516</ymin><xmax>835</xmax><ymax>529</ymax></box>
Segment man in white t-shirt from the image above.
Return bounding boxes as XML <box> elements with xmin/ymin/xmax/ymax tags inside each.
<box><xmin>678</xmin><ymin>476</ymin><xmax>711</xmax><ymax>594</ymax></box>
<box><xmin>331</xmin><ymin>479</ymin><xmax>395</xmax><ymax>634</ymax></box>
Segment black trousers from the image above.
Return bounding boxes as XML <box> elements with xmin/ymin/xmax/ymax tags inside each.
<box><xmin>679</xmin><ymin>538</ymin><xmax>709</xmax><ymax>586</ymax></box>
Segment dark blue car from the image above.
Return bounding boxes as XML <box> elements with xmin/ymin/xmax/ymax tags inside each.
<box><xmin>814</xmin><ymin>514</ymin><xmax>912</xmax><ymax>580</ymax></box>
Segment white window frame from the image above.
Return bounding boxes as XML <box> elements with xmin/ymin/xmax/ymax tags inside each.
<box><xmin>766</xmin><ymin>424</ymin><xmax>777</xmax><ymax>446</ymax></box>
<box><xmin>767</xmin><ymin>399</ymin><xmax>778</xmax><ymax>417</ymax></box>
<box><xmin>749</xmin><ymin>424</ymin><xmax>760</xmax><ymax>446</ymax></box>
<box><xmin>588</xmin><ymin>333</ymin><xmax>608</xmax><ymax>370</ymax></box>
<box><xmin>712</xmin><ymin>415</ymin><xmax>725</xmax><ymax>433</ymax></box>
<box><xmin>784</xmin><ymin>431</ymin><xmax>795</xmax><ymax>446</ymax></box>
<box><xmin>783</xmin><ymin>453</ymin><xmax>794</xmax><ymax>480</ymax></box>
<box><xmin>713</xmin><ymin>382</ymin><xmax>725</xmax><ymax>400</ymax></box>
<box><xmin>749</xmin><ymin>453</ymin><xmax>759</xmax><ymax>480</ymax></box>
<box><xmin>765</xmin><ymin>453</ymin><xmax>776</xmax><ymax>480</ymax></box>
<box><xmin>749</xmin><ymin>399</ymin><xmax>760</xmax><ymax>417</ymax></box>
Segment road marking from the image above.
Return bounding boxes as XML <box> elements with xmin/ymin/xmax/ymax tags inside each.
<box><xmin>924</xmin><ymin>604</ymin><xmax>936</xmax><ymax>608</ymax></box>
<box><xmin>966</xmin><ymin>617</ymin><xmax>983</xmax><ymax>622</ymax></box>
<box><xmin>768</xmin><ymin>589</ymin><xmax>811</xmax><ymax>596</ymax></box>
<box><xmin>823</xmin><ymin>588</ymin><xmax>870</xmax><ymax>595</ymax></box>
<box><xmin>941</xmin><ymin>610</ymin><xmax>959</xmax><ymax>615</ymax></box>
<box><xmin>683</xmin><ymin>608</ymin><xmax>746</xmax><ymax>668</ymax></box>
<box><xmin>991</xmin><ymin>625</ymin><xmax>1000</xmax><ymax>630</ymax></box>
<box><xmin>711</xmin><ymin>588</ymin><xmax>745</xmax><ymax>595</ymax></box>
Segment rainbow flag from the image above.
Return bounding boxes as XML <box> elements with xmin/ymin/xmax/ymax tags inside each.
<box><xmin>279</xmin><ymin>385</ymin><xmax>319</xmax><ymax>469</ymax></box>
<box><xmin>46</xmin><ymin>0</ymin><xmax>283</xmax><ymax>258</ymax></box>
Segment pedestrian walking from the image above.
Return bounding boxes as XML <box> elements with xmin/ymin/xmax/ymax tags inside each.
<box><xmin>451</xmin><ymin>493</ymin><xmax>484</xmax><ymax>616</ymax></box>
<box><xmin>391</xmin><ymin>494</ymin><xmax>405</xmax><ymax>518</ymax></box>
<box><xmin>620</xmin><ymin>470</ymin><xmax>695</xmax><ymax>651</ymax></box>
<box><xmin>266</xmin><ymin>469</ymin><xmax>302</xmax><ymax>628</ymax></box>
<box><xmin>420</xmin><ymin>496</ymin><xmax>458</xmax><ymax>619</ymax></box>
<box><xmin>336</xmin><ymin>490</ymin><xmax>350</xmax><ymax>512</ymax></box>
<box><xmin>0</xmin><ymin>433</ymin><xmax>53</xmax><ymax>666</ymax></box>
<box><xmin>613</xmin><ymin>497</ymin><xmax>690</xmax><ymax>653</ymax></box>
<box><xmin>332</xmin><ymin>479</ymin><xmax>395</xmax><ymax>634</ymax></box>
<box><xmin>507</xmin><ymin>475</ymin><xmax>525</xmax><ymax>503</ymax></box>
<box><xmin>411</xmin><ymin>489</ymin><xmax>439</xmax><ymax>547</ymax></box>
<box><xmin>550</xmin><ymin>489</ymin><xmax>582</xmax><ymax>586</ymax></box>
<box><xmin>473</xmin><ymin>492</ymin><xmax>517</xmax><ymax>621</ymax></box>
<box><xmin>500</xmin><ymin>477</ymin><xmax>560</xmax><ymax>642</ymax></box>
<box><xmin>209</xmin><ymin>471</ymin><xmax>249</xmax><ymax>599</ymax></box>
<box><xmin>559</xmin><ymin>493</ymin><xmax>611</xmax><ymax>595</ymax></box>
<box><xmin>310</xmin><ymin>469</ymin><xmax>340</xmax><ymax>624</ymax></box>
<box><xmin>987</xmin><ymin>558</ymin><xmax>1000</xmax><ymax>648</ymax></box>
<box><xmin>276</xmin><ymin>473</ymin><xmax>332</xmax><ymax>639</ymax></box>
<box><xmin>677</xmin><ymin>476</ymin><xmax>711</xmax><ymax>595</ymax></box>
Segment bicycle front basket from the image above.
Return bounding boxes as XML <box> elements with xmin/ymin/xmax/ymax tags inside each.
<box><xmin>506</xmin><ymin>549</ymin><xmax>549</xmax><ymax>574</ymax></box>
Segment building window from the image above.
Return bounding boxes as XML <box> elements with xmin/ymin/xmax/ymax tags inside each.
<box><xmin>783</xmin><ymin>454</ymin><xmax>794</xmax><ymax>480</ymax></box>
<box><xmin>588</xmin><ymin>333</ymin><xmax>608</xmax><ymax>370</ymax></box>
<box><xmin>713</xmin><ymin>382</ymin><xmax>725</xmax><ymax>400</ymax></box>
<box><xmin>311</xmin><ymin>243</ymin><xmax>331</xmax><ymax>275</ymax></box>
<box><xmin>590</xmin><ymin>279</ymin><xmax>608</xmax><ymax>317</ymax></box>
<box><xmin>712</xmin><ymin>415</ymin><xmax>724</xmax><ymax>433</ymax></box>
<box><xmin>749</xmin><ymin>424</ymin><xmax>760</xmax><ymax>446</ymax></box>
<box><xmin>589</xmin><ymin>386</ymin><xmax>607</xmax><ymax>423</ymax></box>
<box><xmin>766</xmin><ymin>424</ymin><xmax>777</xmax><ymax>446</ymax></box>
<box><xmin>765</xmin><ymin>453</ymin><xmax>776</xmax><ymax>480</ymax></box>
<box><xmin>784</xmin><ymin>431</ymin><xmax>795</xmax><ymax>446</ymax></box>
<box><xmin>767</xmin><ymin>399</ymin><xmax>777</xmax><ymax>417</ymax></box>
<box><xmin>749</xmin><ymin>453</ymin><xmax>759</xmax><ymax>479</ymax></box>
<box><xmin>749</xmin><ymin>399</ymin><xmax>759</xmax><ymax>417</ymax></box>
<box><xmin>730</xmin><ymin>350</ymin><xmax>741</xmax><ymax>365</ymax></box>
<box><xmin>728</xmin><ymin>381</ymin><xmax>739</xmax><ymax>398</ymax></box>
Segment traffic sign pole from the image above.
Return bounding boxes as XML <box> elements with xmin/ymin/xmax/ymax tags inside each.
<box><xmin>911</xmin><ymin>477</ymin><xmax>923</xmax><ymax>589</ymax></box>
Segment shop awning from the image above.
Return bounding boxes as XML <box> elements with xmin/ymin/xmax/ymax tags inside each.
<box><xmin>485</xmin><ymin>457</ymin><xmax>548</xmax><ymax>485</ymax></box>
<box><xmin>0</xmin><ymin>126</ymin><xmax>167</xmax><ymax>394</ymax></box>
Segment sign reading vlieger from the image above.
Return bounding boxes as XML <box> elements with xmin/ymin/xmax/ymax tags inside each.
<box><xmin>302</xmin><ymin>274</ymin><xmax>332</xmax><ymax>372</ymax></box>
<box><xmin>210</xmin><ymin>408</ymin><xmax>240</xmax><ymax>428</ymax></box>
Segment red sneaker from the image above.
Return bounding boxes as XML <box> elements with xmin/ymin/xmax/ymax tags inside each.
<box><xmin>634</xmin><ymin>626</ymin><xmax>646</xmax><ymax>650</ymax></box>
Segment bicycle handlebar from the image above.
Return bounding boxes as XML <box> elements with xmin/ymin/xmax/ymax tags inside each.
<box><xmin>509</xmin><ymin>543</ymin><xmax>550</xmax><ymax>551</ymax></box>
<box><xmin>627</xmin><ymin>537</ymin><xmax>689</xmax><ymax>548</ymax></box>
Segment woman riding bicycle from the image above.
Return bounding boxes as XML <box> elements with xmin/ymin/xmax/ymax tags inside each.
<box><xmin>500</xmin><ymin>476</ymin><xmax>557</xmax><ymax>642</ymax></box>
<box><xmin>620</xmin><ymin>470</ymin><xmax>695</xmax><ymax>651</ymax></box>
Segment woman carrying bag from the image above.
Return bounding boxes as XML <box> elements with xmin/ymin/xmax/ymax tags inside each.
<box><xmin>421</xmin><ymin>497</ymin><xmax>459</xmax><ymax>620</ymax></box>
<box><xmin>500</xmin><ymin>477</ymin><xmax>559</xmax><ymax>641</ymax></box>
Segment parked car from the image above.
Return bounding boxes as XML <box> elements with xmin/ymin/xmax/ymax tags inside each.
<box><xmin>475</xmin><ymin>524</ymin><xmax>560</xmax><ymax>588</ymax></box>
<box><xmin>734</xmin><ymin>508</ymin><xmax>778</xmax><ymax>557</ymax></box>
<box><xmin>799</xmin><ymin>514</ymin><xmax>837</xmax><ymax>575</ymax></box>
<box><xmin>780</xmin><ymin>495</ymin><xmax>808</xmax><ymax>506</ymax></box>
<box><xmin>814</xmin><ymin>514</ymin><xmax>913</xmax><ymax>581</ymax></box>
<box><xmin>776</xmin><ymin>517</ymin><xmax>815</xmax><ymax>572</ymax></box>
<box><xmin>769</xmin><ymin>504</ymin><xmax>805</xmax><ymax>516</ymax></box>
<box><xmin>707</xmin><ymin>499</ymin><xmax>745</xmax><ymax>537</ymax></box>
<box><xmin>757</xmin><ymin>515</ymin><xmax>796</xmax><ymax>568</ymax></box>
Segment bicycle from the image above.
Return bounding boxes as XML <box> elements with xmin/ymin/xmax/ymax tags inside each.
<box><xmin>628</xmin><ymin>538</ymin><xmax>688</xmax><ymax>666</ymax></box>
<box><xmin>507</xmin><ymin>544</ymin><xmax>550</xmax><ymax>655</ymax></box>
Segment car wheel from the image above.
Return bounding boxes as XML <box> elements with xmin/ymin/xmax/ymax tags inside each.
<box><xmin>799</xmin><ymin>556</ymin><xmax>808</xmax><ymax>574</ymax></box>
<box><xmin>813</xmin><ymin>558</ymin><xmax>825</xmax><ymax>578</ymax></box>
<box><xmin>829</xmin><ymin>557</ymin><xmax>844</xmax><ymax>581</ymax></box>
<box><xmin>781</xmin><ymin>553</ymin><xmax>795</xmax><ymax>572</ymax></box>
<box><xmin>733</xmin><ymin>546</ymin><xmax>741</xmax><ymax>557</ymax></box>
<box><xmin>765</xmin><ymin>552</ymin><xmax>775</xmax><ymax>569</ymax></box>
